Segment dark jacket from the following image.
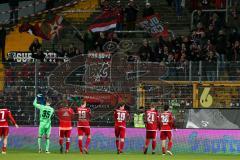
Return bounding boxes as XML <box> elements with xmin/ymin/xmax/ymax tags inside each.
<box><xmin>0</xmin><ymin>27</ymin><xmax>6</xmax><ymax>44</ymax></box>
<box><xmin>8</xmin><ymin>0</ymin><xmax>19</xmax><ymax>7</ymax></box>
<box><xmin>143</xmin><ymin>7</ymin><xmax>155</xmax><ymax>18</ymax></box>
<box><xmin>138</xmin><ymin>45</ymin><xmax>154</xmax><ymax>61</ymax></box>
<box><xmin>125</xmin><ymin>5</ymin><xmax>138</xmax><ymax>22</ymax></box>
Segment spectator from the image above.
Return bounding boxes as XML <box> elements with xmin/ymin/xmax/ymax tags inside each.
<box><xmin>8</xmin><ymin>0</ymin><xmax>19</xmax><ymax>24</ymax></box>
<box><xmin>66</xmin><ymin>43</ymin><xmax>76</xmax><ymax>58</ymax></box>
<box><xmin>205</xmin><ymin>24</ymin><xmax>217</xmax><ymax>44</ymax></box>
<box><xmin>153</xmin><ymin>36</ymin><xmax>166</xmax><ymax>62</ymax></box>
<box><xmin>193</xmin><ymin>10</ymin><xmax>207</xmax><ymax>27</ymax></box>
<box><xmin>204</xmin><ymin>51</ymin><xmax>217</xmax><ymax>81</ymax></box>
<box><xmin>29</xmin><ymin>38</ymin><xmax>45</xmax><ymax>62</ymax></box>
<box><xmin>138</xmin><ymin>39</ymin><xmax>154</xmax><ymax>61</ymax></box>
<box><xmin>29</xmin><ymin>38</ymin><xmax>42</xmax><ymax>53</ymax></box>
<box><xmin>175</xmin><ymin>0</ymin><xmax>182</xmax><ymax>19</ymax></box>
<box><xmin>46</xmin><ymin>0</ymin><xmax>55</xmax><ymax>10</ymax></box>
<box><xmin>115</xmin><ymin>1</ymin><xmax>124</xmax><ymax>31</ymax></box>
<box><xmin>191</xmin><ymin>0</ymin><xmax>199</xmax><ymax>11</ymax></box>
<box><xmin>201</xmin><ymin>0</ymin><xmax>210</xmax><ymax>9</ymax></box>
<box><xmin>0</xmin><ymin>25</ymin><xmax>6</xmax><ymax>62</ymax></box>
<box><xmin>161</xmin><ymin>46</ymin><xmax>170</xmax><ymax>62</ymax></box>
<box><xmin>215</xmin><ymin>0</ymin><xmax>226</xmax><ymax>9</ymax></box>
<box><xmin>229</xmin><ymin>28</ymin><xmax>239</xmax><ymax>44</ymax></box>
<box><xmin>108</xmin><ymin>32</ymin><xmax>120</xmax><ymax>44</ymax></box>
<box><xmin>96</xmin><ymin>32</ymin><xmax>107</xmax><ymax>52</ymax></box>
<box><xmin>32</xmin><ymin>48</ymin><xmax>45</xmax><ymax>62</ymax></box>
<box><xmin>233</xmin><ymin>40</ymin><xmax>240</xmax><ymax>62</ymax></box>
<box><xmin>125</xmin><ymin>0</ymin><xmax>139</xmax><ymax>30</ymax></box>
<box><xmin>231</xmin><ymin>0</ymin><xmax>238</xmax><ymax>19</ymax></box>
<box><xmin>215</xmin><ymin>30</ymin><xmax>227</xmax><ymax>62</ymax></box>
<box><xmin>75</xmin><ymin>30</ymin><xmax>95</xmax><ymax>54</ymax></box>
<box><xmin>100</xmin><ymin>0</ymin><xmax>111</xmax><ymax>12</ymax></box>
<box><xmin>166</xmin><ymin>0</ymin><xmax>173</xmax><ymax>7</ymax></box>
<box><xmin>142</xmin><ymin>3</ymin><xmax>155</xmax><ymax>18</ymax></box>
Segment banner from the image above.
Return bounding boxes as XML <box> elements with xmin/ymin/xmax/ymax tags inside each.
<box><xmin>86</xmin><ymin>52</ymin><xmax>111</xmax><ymax>85</ymax></box>
<box><xmin>139</xmin><ymin>13</ymin><xmax>169</xmax><ymax>38</ymax></box>
<box><xmin>7</xmin><ymin>51</ymin><xmax>69</xmax><ymax>63</ymax></box>
<box><xmin>19</xmin><ymin>15</ymin><xmax>64</xmax><ymax>40</ymax></box>
<box><xmin>88</xmin><ymin>11</ymin><xmax>118</xmax><ymax>32</ymax></box>
<box><xmin>186</xmin><ymin>109</ymin><xmax>240</xmax><ymax>129</ymax></box>
<box><xmin>6</xmin><ymin>127</ymin><xmax>240</xmax><ymax>154</ymax></box>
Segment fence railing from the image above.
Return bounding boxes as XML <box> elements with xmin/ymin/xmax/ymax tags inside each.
<box><xmin>190</xmin><ymin>0</ymin><xmax>231</xmax><ymax>30</ymax></box>
<box><xmin>2</xmin><ymin>55</ymin><xmax>240</xmax><ymax>128</ymax></box>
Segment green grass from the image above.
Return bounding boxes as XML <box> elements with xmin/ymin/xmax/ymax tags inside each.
<box><xmin>1</xmin><ymin>150</ymin><xmax>240</xmax><ymax>160</ymax></box>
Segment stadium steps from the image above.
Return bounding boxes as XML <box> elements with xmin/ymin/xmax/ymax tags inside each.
<box><xmin>62</xmin><ymin>0</ymin><xmax>99</xmax><ymax>25</ymax></box>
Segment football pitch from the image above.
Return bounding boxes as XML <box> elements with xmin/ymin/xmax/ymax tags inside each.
<box><xmin>1</xmin><ymin>151</ymin><xmax>240</xmax><ymax>160</ymax></box>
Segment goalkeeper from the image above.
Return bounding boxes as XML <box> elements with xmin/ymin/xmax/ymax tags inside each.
<box><xmin>33</xmin><ymin>95</ymin><xmax>54</xmax><ymax>153</ymax></box>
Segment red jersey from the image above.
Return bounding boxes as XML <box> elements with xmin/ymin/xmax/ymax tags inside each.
<box><xmin>57</xmin><ymin>107</ymin><xmax>74</xmax><ymax>130</ymax></box>
<box><xmin>114</xmin><ymin>109</ymin><xmax>129</xmax><ymax>128</ymax></box>
<box><xmin>145</xmin><ymin>109</ymin><xmax>158</xmax><ymax>131</ymax></box>
<box><xmin>76</xmin><ymin>106</ymin><xmax>91</xmax><ymax>127</ymax></box>
<box><xmin>159</xmin><ymin>111</ymin><xmax>174</xmax><ymax>131</ymax></box>
<box><xmin>0</xmin><ymin>108</ymin><xmax>16</xmax><ymax>127</ymax></box>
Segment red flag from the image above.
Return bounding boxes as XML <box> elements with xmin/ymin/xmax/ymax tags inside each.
<box><xmin>139</xmin><ymin>13</ymin><xmax>169</xmax><ymax>38</ymax></box>
<box><xmin>88</xmin><ymin>10</ymin><xmax>118</xmax><ymax>32</ymax></box>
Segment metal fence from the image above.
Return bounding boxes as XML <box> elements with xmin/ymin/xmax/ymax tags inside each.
<box><xmin>2</xmin><ymin>54</ymin><xmax>240</xmax><ymax>128</ymax></box>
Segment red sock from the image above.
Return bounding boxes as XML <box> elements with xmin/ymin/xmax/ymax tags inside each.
<box><xmin>145</xmin><ymin>139</ymin><xmax>150</xmax><ymax>148</ymax></box>
<box><xmin>59</xmin><ymin>139</ymin><xmax>63</xmax><ymax>146</ymax></box>
<box><xmin>152</xmin><ymin>140</ymin><xmax>156</xmax><ymax>151</ymax></box>
<box><xmin>162</xmin><ymin>147</ymin><xmax>166</xmax><ymax>154</ymax></box>
<box><xmin>85</xmin><ymin>137</ymin><xmax>91</xmax><ymax>149</ymax></box>
<box><xmin>168</xmin><ymin>141</ymin><xmax>173</xmax><ymax>150</ymax></box>
<box><xmin>120</xmin><ymin>141</ymin><xmax>125</xmax><ymax>151</ymax></box>
<box><xmin>66</xmin><ymin>141</ymin><xmax>70</xmax><ymax>151</ymax></box>
<box><xmin>116</xmin><ymin>139</ymin><xmax>119</xmax><ymax>150</ymax></box>
<box><xmin>2</xmin><ymin>147</ymin><xmax>6</xmax><ymax>152</ymax></box>
<box><xmin>78</xmin><ymin>140</ymin><xmax>83</xmax><ymax>152</ymax></box>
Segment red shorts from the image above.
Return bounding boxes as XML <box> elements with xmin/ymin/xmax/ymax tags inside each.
<box><xmin>77</xmin><ymin>127</ymin><xmax>90</xmax><ymax>136</ymax></box>
<box><xmin>146</xmin><ymin>131</ymin><xmax>157</xmax><ymax>139</ymax></box>
<box><xmin>160</xmin><ymin>131</ymin><xmax>172</xmax><ymax>140</ymax></box>
<box><xmin>0</xmin><ymin>127</ymin><xmax>9</xmax><ymax>137</ymax></box>
<box><xmin>115</xmin><ymin>126</ymin><xmax>125</xmax><ymax>138</ymax></box>
<box><xmin>59</xmin><ymin>130</ymin><xmax>71</xmax><ymax>138</ymax></box>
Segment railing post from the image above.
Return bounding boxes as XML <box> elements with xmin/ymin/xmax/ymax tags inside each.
<box><xmin>189</xmin><ymin>61</ymin><xmax>192</xmax><ymax>81</ymax></box>
<box><xmin>34</xmin><ymin>60</ymin><xmax>38</xmax><ymax>126</ymax></box>
<box><xmin>191</xmin><ymin>10</ymin><xmax>197</xmax><ymax>30</ymax></box>
<box><xmin>33</xmin><ymin>0</ymin><xmax>36</xmax><ymax>15</ymax></box>
<box><xmin>226</xmin><ymin>0</ymin><xmax>229</xmax><ymax>23</ymax></box>
<box><xmin>199</xmin><ymin>61</ymin><xmax>202</xmax><ymax>82</ymax></box>
<box><xmin>217</xmin><ymin>60</ymin><xmax>219</xmax><ymax>80</ymax></box>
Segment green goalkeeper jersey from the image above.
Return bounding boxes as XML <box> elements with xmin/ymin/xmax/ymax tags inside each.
<box><xmin>33</xmin><ymin>98</ymin><xmax>54</xmax><ymax>126</ymax></box>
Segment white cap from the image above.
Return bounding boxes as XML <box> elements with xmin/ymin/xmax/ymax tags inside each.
<box><xmin>117</xmin><ymin>0</ymin><xmax>120</xmax><ymax>3</ymax></box>
<box><xmin>146</xmin><ymin>2</ymin><xmax>150</xmax><ymax>5</ymax></box>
